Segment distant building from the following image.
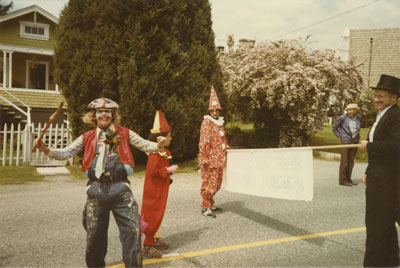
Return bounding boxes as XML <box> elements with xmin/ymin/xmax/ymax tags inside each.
<box><xmin>238</xmin><ymin>39</ymin><xmax>255</xmax><ymax>48</ymax></box>
<box><xmin>216</xmin><ymin>46</ymin><xmax>225</xmax><ymax>53</ymax></box>
<box><xmin>336</xmin><ymin>28</ymin><xmax>350</xmax><ymax>61</ymax></box>
<box><xmin>346</xmin><ymin>27</ymin><xmax>400</xmax><ymax>88</ymax></box>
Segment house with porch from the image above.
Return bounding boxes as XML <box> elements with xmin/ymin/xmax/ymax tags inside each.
<box><xmin>0</xmin><ymin>4</ymin><xmax>67</xmax><ymax>128</ymax></box>
<box><xmin>0</xmin><ymin>5</ymin><xmax>70</xmax><ymax>166</ymax></box>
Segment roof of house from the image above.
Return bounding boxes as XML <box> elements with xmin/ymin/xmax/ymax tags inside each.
<box><xmin>0</xmin><ymin>4</ymin><xmax>58</xmax><ymax>24</ymax></box>
<box><xmin>0</xmin><ymin>90</ymin><xmax>67</xmax><ymax>109</ymax></box>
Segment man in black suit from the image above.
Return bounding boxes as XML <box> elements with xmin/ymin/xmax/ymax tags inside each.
<box><xmin>359</xmin><ymin>74</ymin><xmax>400</xmax><ymax>267</ymax></box>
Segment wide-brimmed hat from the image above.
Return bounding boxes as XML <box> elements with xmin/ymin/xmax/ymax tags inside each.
<box><xmin>208</xmin><ymin>86</ymin><xmax>222</xmax><ymax>110</ymax></box>
<box><xmin>87</xmin><ymin>98</ymin><xmax>119</xmax><ymax>110</ymax></box>
<box><xmin>371</xmin><ymin>74</ymin><xmax>400</xmax><ymax>96</ymax></box>
<box><xmin>345</xmin><ymin>103</ymin><xmax>359</xmax><ymax>110</ymax></box>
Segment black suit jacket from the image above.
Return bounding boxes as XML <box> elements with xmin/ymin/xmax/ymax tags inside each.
<box><xmin>364</xmin><ymin>104</ymin><xmax>400</xmax><ymax>265</ymax></box>
<box><xmin>367</xmin><ymin>104</ymin><xmax>400</xmax><ymax>167</ymax></box>
<box><xmin>366</xmin><ymin>104</ymin><xmax>400</xmax><ymax>211</ymax></box>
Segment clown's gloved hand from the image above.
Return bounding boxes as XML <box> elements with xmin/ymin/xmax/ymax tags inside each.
<box><xmin>166</xmin><ymin>164</ymin><xmax>178</xmax><ymax>174</ymax></box>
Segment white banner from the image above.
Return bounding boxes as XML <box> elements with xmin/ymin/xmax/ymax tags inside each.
<box><xmin>225</xmin><ymin>148</ymin><xmax>313</xmax><ymax>201</ymax></box>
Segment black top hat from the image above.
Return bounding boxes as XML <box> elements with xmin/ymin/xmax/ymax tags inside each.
<box><xmin>371</xmin><ymin>74</ymin><xmax>400</xmax><ymax>96</ymax></box>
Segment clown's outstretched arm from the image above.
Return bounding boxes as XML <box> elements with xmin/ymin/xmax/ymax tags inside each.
<box><xmin>33</xmin><ymin>136</ymin><xmax>84</xmax><ymax>160</ymax></box>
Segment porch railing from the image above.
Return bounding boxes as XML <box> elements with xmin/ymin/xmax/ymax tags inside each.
<box><xmin>0</xmin><ymin>88</ymin><xmax>32</xmax><ymax>126</ymax></box>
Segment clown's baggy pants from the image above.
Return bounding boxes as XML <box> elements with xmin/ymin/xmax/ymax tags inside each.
<box><xmin>84</xmin><ymin>180</ymin><xmax>142</xmax><ymax>268</ymax></box>
<box><xmin>200</xmin><ymin>167</ymin><xmax>223</xmax><ymax>209</ymax></box>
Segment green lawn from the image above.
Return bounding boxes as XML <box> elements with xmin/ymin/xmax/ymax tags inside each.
<box><xmin>309</xmin><ymin>125</ymin><xmax>369</xmax><ymax>146</ymax></box>
<box><xmin>225</xmin><ymin>122</ymin><xmax>368</xmax><ymax>162</ymax></box>
<box><xmin>0</xmin><ymin>166</ymin><xmax>45</xmax><ymax>185</ymax></box>
<box><xmin>226</xmin><ymin>121</ymin><xmax>254</xmax><ymax>132</ymax></box>
<box><xmin>66</xmin><ymin>165</ymin><xmax>87</xmax><ymax>180</ymax></box>
<box><xmin>309</xmin><ymin>125</ymin><xmax>368</xmax><ymax>162</ymax></box>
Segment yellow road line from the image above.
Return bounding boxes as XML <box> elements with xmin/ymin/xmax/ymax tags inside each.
<box><xmin>108</xmin><ymin>226</ymin><xmax>366</xmax><ymax>267</ymax></box>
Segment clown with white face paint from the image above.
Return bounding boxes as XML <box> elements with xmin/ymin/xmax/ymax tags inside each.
<box><xmin>95</xmin><ymin>109</ymin><xmax>113</xmax><ymax>129</ymax></box>
<box><xmin>33</xmin><ymin>97</ymin><xmax>166</xmax><ymax>268</ymax></box>
<box><xmin>198</xmin><ymin>86</ymin><xmax>230</xmax><ymax>218</ymax></box>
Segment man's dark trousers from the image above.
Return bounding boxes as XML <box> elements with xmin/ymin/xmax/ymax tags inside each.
<box><xmin>364</xmin><ymin>165</ymin><xmax>399</xmax><ymax>266</ymax></box>
<box><xmin>339</xmin><ymin>147</ymin><xmax>358</xmax><ymax>184</ymax></box>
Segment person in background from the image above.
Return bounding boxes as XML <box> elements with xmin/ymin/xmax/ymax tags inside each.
<box><xmin>198</xmin><ymin>86</ymin><xmax>230</xmax><ymax>218</ymax></box>
<box><xmin>141</xmin><ymin>110</ymin><xmax>178</xmax><ymax>259</ymax></box>
<box><xmin>332</xmin><ymin>103</ymin><xmax>362</xmax><ymax>186</ymax></box>
<box><xmin>33</xmin><ymin>97</ymin><xmax>165</xmax><ymax>268</ymax></box>
<box><xmin>358</xmin><ymin>74</ymin><xmax>400</xmax><ymax>267</ymax></box>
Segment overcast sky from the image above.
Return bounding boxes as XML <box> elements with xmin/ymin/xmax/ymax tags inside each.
<box><xmin>10</xmin><ymin>0</ymin><xmax>400</xmax><ymax>51</ymax></box>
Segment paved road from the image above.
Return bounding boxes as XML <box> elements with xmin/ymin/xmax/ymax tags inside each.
<box><xmin>0</xmin><ymin>160</ymin><xmax>370</xmax><ymax>267</ymax></box>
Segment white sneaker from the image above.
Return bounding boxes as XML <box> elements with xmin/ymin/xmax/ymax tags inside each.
<box><xmin>201</xmin><ymin>208</ymin><xmax>216</xmax><ymax>218</ymax></box>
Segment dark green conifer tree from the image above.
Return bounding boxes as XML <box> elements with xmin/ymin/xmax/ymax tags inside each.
<box><xmin>55</xmin><ymin>0</ymin><xmax>128</xmax><ymax>136</ymax></box>
<box><xmin>55</xmin><ymin>0</ymin><xmax>224</xmax><ymax>161</ymax></box>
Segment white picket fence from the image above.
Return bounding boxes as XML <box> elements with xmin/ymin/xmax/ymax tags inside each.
<box><xmin>1</xmin><ymin>123</ymin><xmax>29</xmax><ymax>166</ymax></box>
<box><xmin>0</xmin><ymin>122</ymin><xmax>72</xmax><ymax>166</ymax></box>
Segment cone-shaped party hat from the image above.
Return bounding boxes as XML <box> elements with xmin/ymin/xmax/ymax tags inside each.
<box><xmin>150</xmin><ymin>110</ymin><xmax>171</xmax><ymax>134</ymax></box>
<box><xmin>208</xmin><ymin>86</ymin><xmax>222</xmax><ymax>110</ymax></box>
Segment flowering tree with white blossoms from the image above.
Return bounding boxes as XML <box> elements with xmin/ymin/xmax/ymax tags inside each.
<box><xmin>219</xmin><ymin>37</ymin><xmax>367</xmax><ymax>147</ymax></box>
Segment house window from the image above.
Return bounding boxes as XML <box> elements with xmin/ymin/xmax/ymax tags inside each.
<box><xmin>20</xmin><ymin>21</ymin><xmax>49</xmax><ymax>40</ymax></box>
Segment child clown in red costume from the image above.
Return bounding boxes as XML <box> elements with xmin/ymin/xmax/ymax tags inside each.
<box><xmin>199</xmin><ymin>86</ymin><xmax>230</xmax><ymax>218</ymax></box>
<box><xmin>141</xmin><ymin>110</ymin><xmax>178</xmax><ymax>258</ymax></box>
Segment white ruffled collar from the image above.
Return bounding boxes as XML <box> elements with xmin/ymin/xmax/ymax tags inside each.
<box><xmin>204</xmin><ymin>115</ymin><xmax>224</xmax><ymax>126</ymax></box>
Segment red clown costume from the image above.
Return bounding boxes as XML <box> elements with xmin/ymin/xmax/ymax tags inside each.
<box><xmin>141</xmin><ymin>110</ymin><xmax>174</xmax><ymax>258</ymax></box>
<box><xmin>199</xmin><ymin>87</ymin><xmax>229</xmax><ymax>217</ymax></box>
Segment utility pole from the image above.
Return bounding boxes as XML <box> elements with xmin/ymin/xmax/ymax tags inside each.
<box><xmin>368</xmin><ymin>38</ymin><xmax>373</xmax><ymax>88</ymax></box>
